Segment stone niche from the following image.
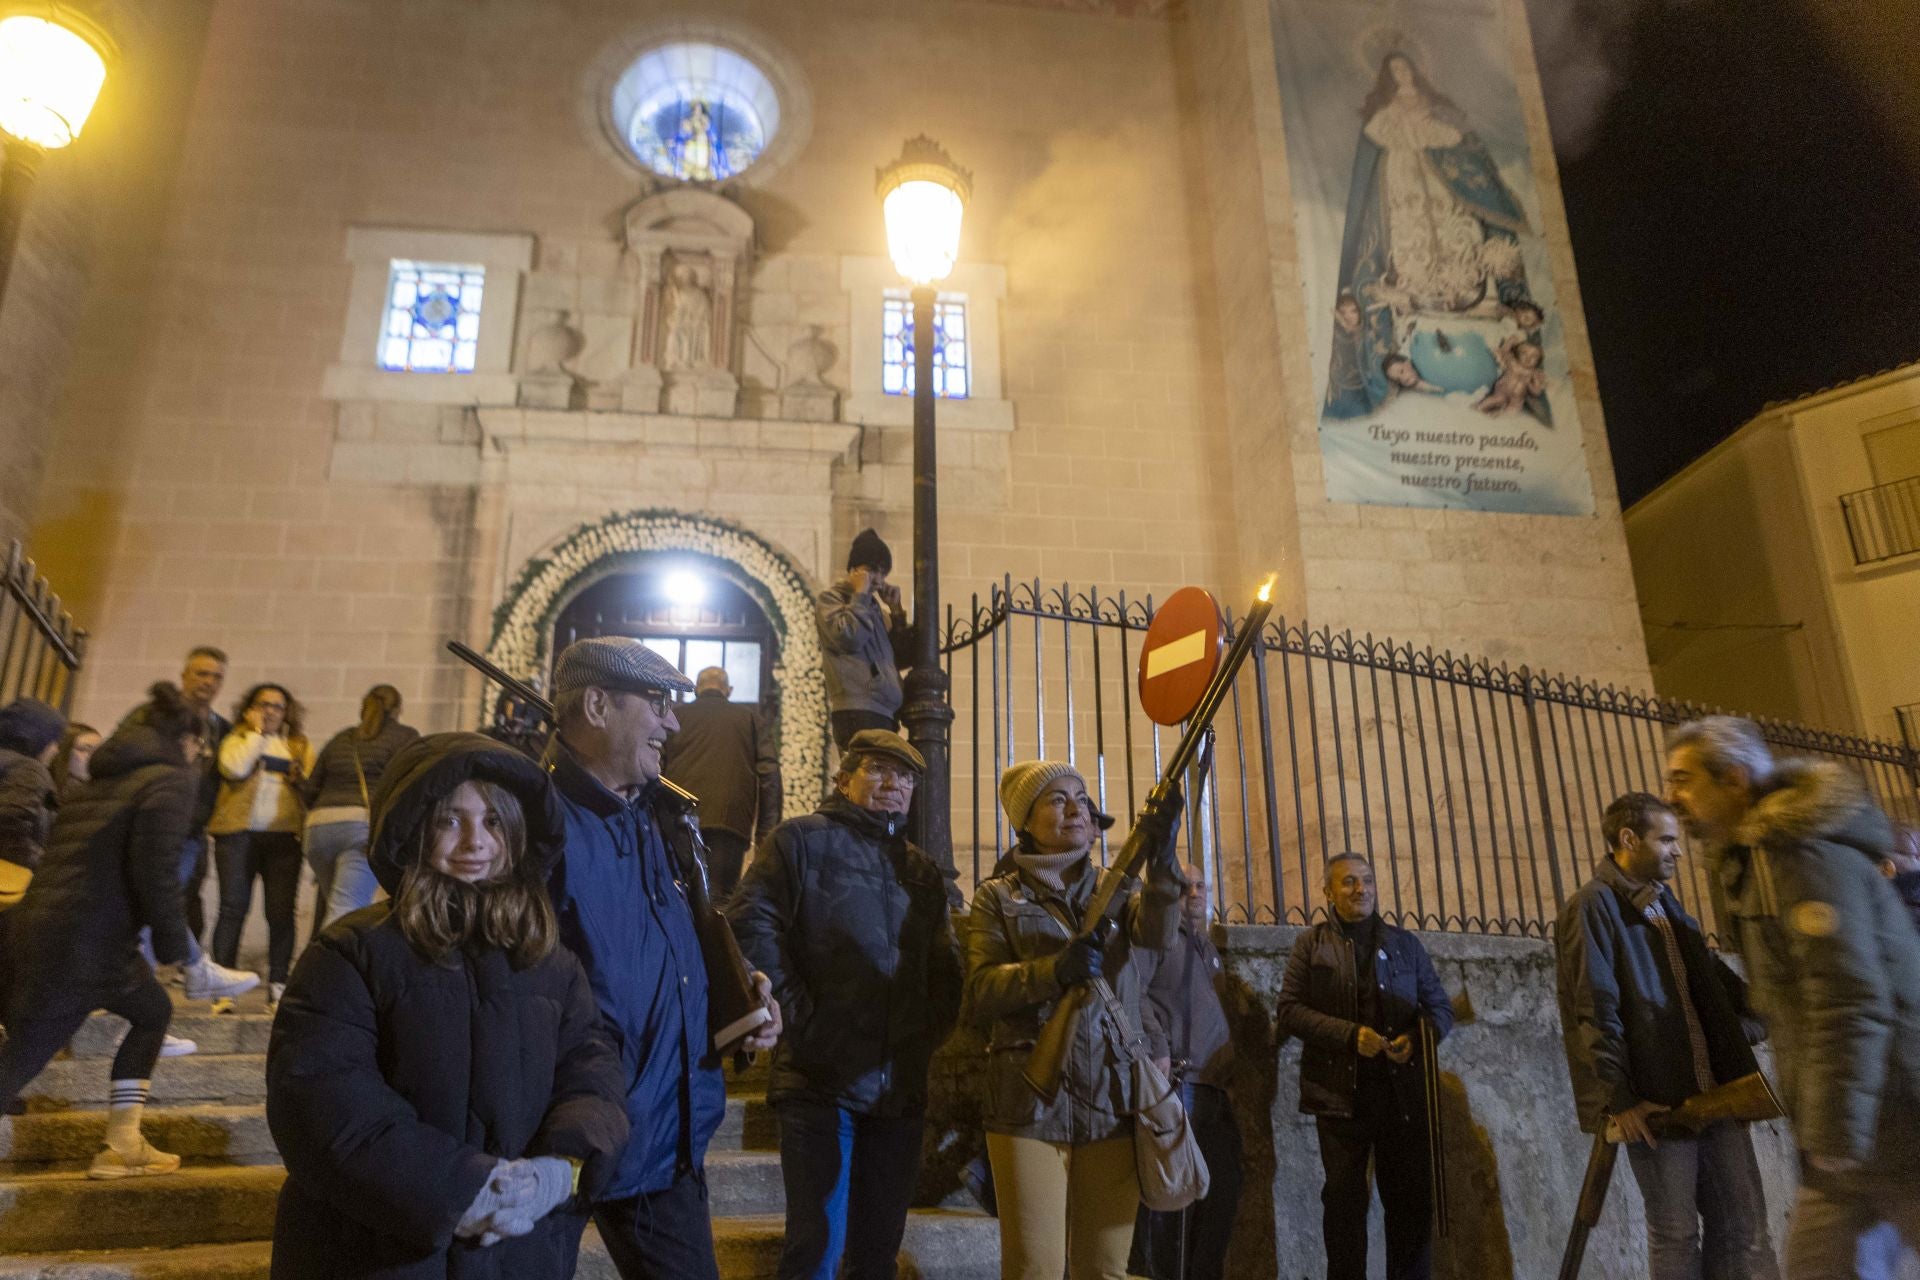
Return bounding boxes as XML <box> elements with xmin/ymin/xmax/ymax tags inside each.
<box><xmin>615</xmin><ymin>188</ymin><xmax>752</xmax><ymax>418</ymax></box>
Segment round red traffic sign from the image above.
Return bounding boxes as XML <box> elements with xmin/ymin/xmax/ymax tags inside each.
<box><xmin>1138</xmin><ymin>586</ymin><xmax>1225</xmax><ymax>726</ymax></box>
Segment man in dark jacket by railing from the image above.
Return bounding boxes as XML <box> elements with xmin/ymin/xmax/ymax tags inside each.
<box><xmin>727</xmin><ymin>729</ymin><xmax>963</xmax><ymax>1280</ymax></box>
<box><xmin>661</xmin><ymin>665</ymin><xmax>781</xmax><ymax>905</ymax></box>
<box><xmin>1555</xmin><ymin>791</ymin><xmax>1779</xmax><ymax>1280</ymax></box>
<box><xmin>1275</xmin><ymin>852</ymin><xmax>1453</xmax><ymax>1280</ymax></box>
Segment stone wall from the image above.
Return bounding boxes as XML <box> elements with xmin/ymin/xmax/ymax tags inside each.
<box><xmin>925</xmin><ymin>925</ymin><xmax>1801</xmax><ymax>1280</ymax></box>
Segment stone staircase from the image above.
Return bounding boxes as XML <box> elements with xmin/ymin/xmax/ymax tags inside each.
<box><xmin>0</xmin><ymin>990</ymin><xmax>998</xmax><ymax>1277</ymax></box>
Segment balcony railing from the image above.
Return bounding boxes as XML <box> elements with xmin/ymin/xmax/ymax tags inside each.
<box><xmin>1840</xmin><ymin>474</ymin><xmax>1920</xmax><ymax>564</ymax></box>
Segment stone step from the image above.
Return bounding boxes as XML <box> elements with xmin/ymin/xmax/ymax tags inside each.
<box><xmin>1</xmin><ymin>1093</ymin><xmax>766</xmax><ymax>1169</ymax></box>
<box><xmin>0</xmin><ymin>1150</ymin><xmax>787</xmax><ymax>1252</ymax></box>
<box><xmin>0</xmin><ymin>1106</ymin><xmax>275</xmax><ymax>1170</ymax></box>
<box><xmin>17</xmin><ymin>1055</ymin><xmax>268</xmax><ymax>1110</ymax></box>
<box><xmin>0</xmin><ymin>1165</ymin><xmax>284</xmax><ymax>1255</ymax></box>
<box><xmin>0</xmin><ymin>1210</ymin><xmax>1002</xmax><ymax>1279</ymax></box>
<box><xmin>70</xmin><ymin>1011</ymin><xmax>274</xmax><ymax>1060</ymax></box>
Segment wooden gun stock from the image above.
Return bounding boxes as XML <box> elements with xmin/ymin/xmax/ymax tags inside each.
<box><xmin>1601</xmin><ymin>1072</ymin><xmax>1785</xmax><ymax>1143</ymax></box>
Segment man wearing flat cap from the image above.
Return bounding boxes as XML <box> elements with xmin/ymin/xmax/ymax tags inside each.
<box><xmin>541</xmin><ymin>637</ymin><xmax>782</xmax><ymax>1280</ymax></box>
<box><xmin>816</xmin><ymin>528</ymin><xmax>912</xmax><ymax>751</ymax></box>
<box><xmin>727</xmin><ymin>728</ymin><xmax>964</xmax><ymax>1280</ymax></box>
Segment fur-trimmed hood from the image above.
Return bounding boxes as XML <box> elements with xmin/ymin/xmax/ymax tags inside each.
<box><xmin>1734</xmin><ymin>758</ymin><xmax>1891</xmax><ymax>860</ymax></box>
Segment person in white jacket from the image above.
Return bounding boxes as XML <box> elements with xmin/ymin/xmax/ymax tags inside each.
<box><xmin>208</xmin><ymin>683</ymin><xmax>314</xmax><ymax>1008</ymax></box>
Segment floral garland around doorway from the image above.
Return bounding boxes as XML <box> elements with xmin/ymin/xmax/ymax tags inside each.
<box><xmin>485</xmin><ymin>509</ymin><xmax>825</xmax><ymax>818</ymax></box>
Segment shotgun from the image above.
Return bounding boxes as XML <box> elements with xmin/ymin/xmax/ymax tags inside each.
<box><xmin>446</xmin><ymin>640</ymin><xmax>772</xmax><ymax>1058</ymax></box>
<box><xmin>1561</xmin><ymin>1071</ymin><xmax>1784</xmax><ymax>1278</ymax></box>
<box><xmin>1021</xmin><ymin>578</ymin><xmax>1277</xmax><ymax>1103</ymax></box>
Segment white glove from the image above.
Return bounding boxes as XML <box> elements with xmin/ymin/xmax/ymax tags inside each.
<box><xmin>485</xmin><ymin>1156</ymin><xmax>577</xmax><ymax>1239</ymax></box>
<box><xmin>453</xmin><ymin>1160</ymin><xmax>533</xmax><ymax>1243</ymax></box>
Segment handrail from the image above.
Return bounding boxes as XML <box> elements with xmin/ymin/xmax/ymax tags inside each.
<box><xmin>1840</xmin><ymin>474</ymin><xmax>1920</xmax><ymax>565</ymax></box>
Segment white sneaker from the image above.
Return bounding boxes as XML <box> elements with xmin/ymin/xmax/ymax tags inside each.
<box><xmin>182</xmin><ymin>957</ymin><xmax>260</xmax><ymax>1002</ymax></box>
<box><xmin>88</xmin><ymin>1139</ymin><xmax>182</xmax><ymax>1179</ymax></box>
<box><xmin>159</xmin><ymin>1034</ymin><xmax>198</xmax><ymax>1058</ymax></box>
<box><xmin>267</xmin><ymin>982</ymin><xmax>286</xmax><ymax>1010</ymax></box>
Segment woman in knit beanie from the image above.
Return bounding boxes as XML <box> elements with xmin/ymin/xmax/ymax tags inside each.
<box><xmin>964</xmin><ymin>759</ymin><xmax>1185</xmax><ymax>1280</ymax></box>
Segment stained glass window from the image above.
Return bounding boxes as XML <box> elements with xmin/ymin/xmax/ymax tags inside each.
<box><xmin>611</xmin><ymin>43</ymin><xmax>780</xmax><ymax>183</ymax></box>
<box><xmin>882</xmin><ymin>293</ymin><xmax>969</xmax><ymax>399</ymax></box>
<box><xmin>378</xmin><ymin>260</ymin><xmax>484</xmax><ymax>373</ymax></box>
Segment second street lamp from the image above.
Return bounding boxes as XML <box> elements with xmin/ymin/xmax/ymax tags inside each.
<box><xmin>876</xmin><ymin>136</ymin><xmax>970</xmax><ymax>877</ymax></box>
<box><xmin>0</xmin><ymin>4</ymin><xmax>114</xmax><ymax>310</ymax></box>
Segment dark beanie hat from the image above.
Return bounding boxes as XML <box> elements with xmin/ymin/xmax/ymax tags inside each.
<box><xmin>847</xmin><ymin>528</ymin><xmax>893</xmax><ymax>574</ymax></box>
<box><xmin>0</xmin><ymin>697</ymin><xmax>66</xmax><ymax>758</ymax></box>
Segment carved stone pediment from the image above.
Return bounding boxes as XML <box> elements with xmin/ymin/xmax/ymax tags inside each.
<box><xmin>618</xmin><ymin>188</ymin><xmax>754</xmax><ymax>417</ymax></box>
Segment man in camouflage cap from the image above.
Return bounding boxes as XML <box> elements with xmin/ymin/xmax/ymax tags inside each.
<box><xmin>727</xmin><ymin>728</ymin><xmax>963</xmax><ymax>1280</ymax></box>
<box><xmin>541</xmin><ymin>636</ymin><xmax>782</xmax><ymax>1280</ymax></box>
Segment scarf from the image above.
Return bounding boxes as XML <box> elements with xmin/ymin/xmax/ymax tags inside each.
<box><xmin>1010</xmin><ymin>846</ymin><xmax>1089</xmax><ymax>894</ymax></box>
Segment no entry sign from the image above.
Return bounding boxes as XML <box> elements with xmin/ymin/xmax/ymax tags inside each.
<box><xmin>1138</xmin><ymin>587</ymin><xmax>1225</xmax><ymax>726</ymax></box>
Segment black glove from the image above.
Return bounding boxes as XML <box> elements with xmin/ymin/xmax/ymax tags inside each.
<box><xmin>1053</xmin><ymin>933</ymin><xmax>1105</xmax><ymax>989</ymax></box>
<box><xmin>1135</xmin><ymin>786</ymin><xmax>1186</xmax><ymax>874</ymax></box>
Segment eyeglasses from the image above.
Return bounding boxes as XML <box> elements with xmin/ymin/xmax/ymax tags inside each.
<box><xmin>855</xmin><ymin>758</ymin><xmax>918</xmax><ymax>787</ymax></box>
<box><xmin>254</xmin><ymin>699</ymin><xmax>287</xmax><ymax>712</ymax></box>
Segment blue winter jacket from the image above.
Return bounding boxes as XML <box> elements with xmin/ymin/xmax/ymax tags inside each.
<box><xmin>544</xmin><ymin>737</ymin><xmax>726</xmax><ymax>1199</ymax></box>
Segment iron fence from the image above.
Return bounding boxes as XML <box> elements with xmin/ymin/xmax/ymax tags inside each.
<box><xmin>0</xmin><ymin>540</ymin><xmax>85</xmax><ymax>712</ymax></box>
<box><xmin>939</xmin><ymin>578</ymin><xmax>1920</xmax><ymax>941</ymax></box>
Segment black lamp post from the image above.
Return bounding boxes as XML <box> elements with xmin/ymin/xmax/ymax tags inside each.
<box><xmin>876</xmin><ymin>136</ymin><xmax>971</xmax><ymax>870</ymax></box>
<box><xmin>0</xmin><ymin>6</ymin><xmax>113</xmax><ymax>312</ymax></box>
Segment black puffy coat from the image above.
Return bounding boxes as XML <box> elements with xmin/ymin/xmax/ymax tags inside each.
<box><xmin>6</xmin><ymin>725</ymin><xmax>194</xmax><ymax>1019</ymax></box>
<box><xmin>726</xmin><ymin>795</ymin><xmax>962</xmax><ymax>1115</ymax></box>
<box><xmin>0</xmin><ymin>747</ymin><xmax>57</xmax><ymax>870</ymax></box>
<box><xmin>267</xmin><ymin>734</ymin><xmax>628</xmax><ymax>1280</ymax></box>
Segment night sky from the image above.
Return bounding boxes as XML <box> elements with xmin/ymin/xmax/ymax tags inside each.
<box><xmin>1524</xmin><ymin>0</ymin><xmax>1920</xmax><ymax>505</ymax></box>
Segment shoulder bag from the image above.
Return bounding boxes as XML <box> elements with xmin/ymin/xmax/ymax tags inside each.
<box><xmin>1091</xmin><ymin>973</ymin><xmax>1210</xmax><ymax>1211</ymax></box>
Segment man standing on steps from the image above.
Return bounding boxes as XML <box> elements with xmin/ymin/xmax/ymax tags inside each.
<box><xmin>542</xmin><ymin>636</ymin><xmax>783</xmax><ymax>1280</ymax></box>
<box><xmin>816</xmin><ymin>529</ymin><xmax>910</xmax><ymax>751</ymax></box>
<box><xmin>1555</xmin><ymin>791</ymin><xmax>1778</xmax><ymax>1280</ymax></box>
<box><xmin>662</xmin><ymin>665</ymin><xmax>782</xmax><ymax>906</ymax></box>
<box><xmin>727</xmin><ymin>730</ymin><xmax>963</xmax><ymax>1280</ymax></box>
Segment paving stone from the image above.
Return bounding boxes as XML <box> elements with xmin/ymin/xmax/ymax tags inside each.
<box><xmin>17</xmin><ymin>1056</ymin><xmax>267</xmax><ymax>1109</ymax></box>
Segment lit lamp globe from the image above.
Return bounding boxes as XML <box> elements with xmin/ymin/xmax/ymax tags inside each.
<box><xmin>0</xmin><ymin>9</ymin><xmax>112</xmax><ymax>150</ymax></box>
<box><xmin>876</xmin><ymin>137</ymin><xmax>971</xmax><ymax>287</ymax></box>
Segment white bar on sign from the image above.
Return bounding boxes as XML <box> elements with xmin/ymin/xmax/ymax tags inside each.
<box><xmin>1144</xmin><ymin>629</ymin><xmax>1208</xmax><ymax>680</ymax></box>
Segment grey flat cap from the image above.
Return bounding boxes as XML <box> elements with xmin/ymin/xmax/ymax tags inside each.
<box><xmin>552</xmin><ymin>636</ymin><xmax>695</xmax><ymax>698</ymax></box>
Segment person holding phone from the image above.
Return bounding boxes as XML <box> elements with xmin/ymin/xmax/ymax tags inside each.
<box><xmin>814</xmin><ymin>529</ymin><xmax>911</xmax><ymax>751</ymax></box>
<box><xmin>209</xmin><ymin>683</ymin><xmax>314</xmax><ymax>1008</ymax></box>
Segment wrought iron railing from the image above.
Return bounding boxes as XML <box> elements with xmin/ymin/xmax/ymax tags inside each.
<box><xmin>1840</xmin><ymin>474</ymin><xmax>1920</xmax><ymax>564</ymax></box>
<box><xmin>938</xmin><ymin>578</ymin><xmax>1920</xmax><ymax>941</ymax></box>
<box><xmin>0</xmin><ymin>540</ymin><xmax>85</xmax><ymax>711</ymax></box>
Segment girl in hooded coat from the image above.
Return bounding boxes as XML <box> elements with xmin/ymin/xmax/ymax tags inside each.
<box><xmin>266</xmin><ymin>733</ymin><xmax>628</xmax><ymax>1279</ymax></box>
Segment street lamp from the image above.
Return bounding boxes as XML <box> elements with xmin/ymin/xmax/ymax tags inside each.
<box><xmin>0</xmin><ymin>5</ymin><xmax>113</xmax><ymax>310</ymax></box>
<box><xmin>876</xmin><ymin>136</ymin><xmax>971</xmax><ymax>871</ymax></box>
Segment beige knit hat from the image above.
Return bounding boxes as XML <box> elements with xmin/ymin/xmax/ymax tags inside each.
<box><xmin>998</xmin><ymin>760</ymin><xmax>1115</xmax><ymax>834</ymax></box>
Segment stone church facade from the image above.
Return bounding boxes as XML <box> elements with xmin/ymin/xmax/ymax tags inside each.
<box><xmin>7</xmin><ymin>0</ymin><xmax>1649</xmax><ymax>777</ymax></box>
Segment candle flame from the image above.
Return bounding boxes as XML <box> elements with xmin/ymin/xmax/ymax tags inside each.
<box><xmin>1256</xmin><ymin>573</ymin><xmax>1277</xmax><ymax>604</ymax></box>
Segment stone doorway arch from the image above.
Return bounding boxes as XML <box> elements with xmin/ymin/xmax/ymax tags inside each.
<box><xmin>485</xmin><ymin>509</ymin><xmax>826</xmax><ymax>816</ymax></box>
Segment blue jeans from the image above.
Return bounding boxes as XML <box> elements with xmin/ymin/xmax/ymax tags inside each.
<box><xmin>1624</xmin><ymin>1120</ymin><xmax>1780</xmax><ymax>1280</ymax></box>
<box><xmin>775</xmin><ymin>1099</ymin><xmax>925</xmax><ymax>1280</ymax></box>
<box><xmin>303</xmin><ymin>819</ymin><xmax>376</xmax><ymax>936</ymax></box>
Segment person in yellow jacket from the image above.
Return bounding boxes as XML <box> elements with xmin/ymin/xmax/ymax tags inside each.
<box><xmin>208</xmin><ymin>682</ymin><xmax>314</xmax><ymax>1008</ymax></box>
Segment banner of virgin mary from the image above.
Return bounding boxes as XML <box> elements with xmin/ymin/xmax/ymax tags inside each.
<box><xmin>1273</xmin><ymin>0</ymin><xmax>1596</xmax><ymax>516</ymax></box>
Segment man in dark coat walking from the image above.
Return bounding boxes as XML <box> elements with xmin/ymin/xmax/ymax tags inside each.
<box><xmin>727</xmin><ymin>729</ymin><xmax>963</xmax><ymax>1280</ymax></box>
<box><xmin>541</xmin><ymin>637</ymin><xmax>782</xmax><ymax>1280</ymax></box>
<box><xmin>1555</xmin><ymin>791</ymin><xmax>1778</xmax><ymax>1280</ymax></box>
<box><xmin>661</xmin><ymin>665</ymin><xmax>782</xmax><ymax>903</ymax></box>
<box><xmin>1666</xmin><ymin>716</ymin><xmax>1920</xmax><ymax>1274</ymax></box>
<box><xmin>1275</xmin><ymin>852</ymin><xmax>1453</xmax><ymax>1280</ymax></box>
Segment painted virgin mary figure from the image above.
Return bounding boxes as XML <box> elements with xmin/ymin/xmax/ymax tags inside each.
<box><xmin>1324</xmin><ymin>52</ymin><xmax>1533</xmax><ymax>421</ymax></box>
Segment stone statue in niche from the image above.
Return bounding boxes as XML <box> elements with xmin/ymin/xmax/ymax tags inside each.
<box><xmin>660</xmin><ymin>261</ymin><xmax>713</xmax><ymax>372</ymax></box>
